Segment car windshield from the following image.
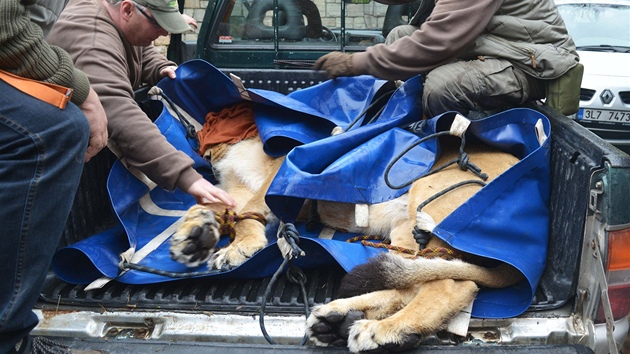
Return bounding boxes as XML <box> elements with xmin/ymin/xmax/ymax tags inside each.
<box><xmin>557</xmin><ymin>3</ymin><xmax>630</xmax><ymax>51</ymax></box>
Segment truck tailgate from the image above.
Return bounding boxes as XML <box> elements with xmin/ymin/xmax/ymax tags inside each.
<box><xmin>45</xmin><ymin>338</ymin><xmax>595</xmax><ymax>354</ymax></box>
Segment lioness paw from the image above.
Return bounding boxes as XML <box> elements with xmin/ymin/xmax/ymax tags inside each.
<box><xmin>306</xmin><ymin>305</ymin><xmax>365</xmax><ymax>347</ymax></box>
<box><xmin>208</xmin><ymin>238</ymin><xmax>266</xmax><ymax>271</ymax></box>
<box><xmin>347</xmin><ymin>319</ymin><xmax>422</xmax><ymax>353</ymax></box>
<box><xmin>170</xmin><ymin>205</ymin><xmax>220</xmax><ymax>267</ymax></box>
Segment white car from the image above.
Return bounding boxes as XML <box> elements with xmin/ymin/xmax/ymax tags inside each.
<box><xmin>556</xmin><ymin>0</ymin><xmax>630</xmax><ymax>155</ymax></box>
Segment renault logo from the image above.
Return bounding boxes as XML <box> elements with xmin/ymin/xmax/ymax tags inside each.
<box><xmin>600</xmin><ymin>89</ymin><xmax>614</xmax><ymax>105</ymax></box>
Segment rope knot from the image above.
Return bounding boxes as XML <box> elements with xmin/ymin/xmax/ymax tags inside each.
<box><xmin>214</xmin><ymin>208</ymin><xmax>267</xmax><ymax>243</ymax></box>
<box><xmin>278</xmin><ymin>222</ymin><xmax>305</xmax><ymax>258</ymax></box>
<box><xmin>412</xmin><ymin>226</ymin><xmax>432</xmax><ymax>250</ymax></box>
<box><xmin>457</xmin><ymin>152</ymin><xmax>470</xmax><ymax>171</ymax></box>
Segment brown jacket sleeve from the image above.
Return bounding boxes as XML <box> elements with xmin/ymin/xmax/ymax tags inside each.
<box><xmin>352</xmin><ymin>0</ymin><xmax>502</xmax><ymax>80</ymax></box>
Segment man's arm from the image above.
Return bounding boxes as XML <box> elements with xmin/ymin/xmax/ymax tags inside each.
<box><xmin>0</xmin><ymin>0</ymin><xmax>90</xmax><ymax>105</ymax></box>
<box><xmin>140</xmin><ymin>45</ymin><xmax>178</xmax><ymax>84</ymax></box>
<box><xmin>26</xmin><ymin>0</ymin><xmax>69</xmax><ymax>37</ymax></box>
<box><xmin>1</xmin><ymin>0</ymin><xmax>107</xmax><ymax>161</ymax></box>
<box><xmin>353</xmin><ymin>0</ymin><xmax>502</xmax><ymax>80</ymax></box>
<box><xmin>315</xmin><ymin>0</ymin><xmax>502</xmax><ymax>81</ymax></box>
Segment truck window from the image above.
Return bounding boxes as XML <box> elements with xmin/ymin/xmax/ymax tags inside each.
<box><xmin>202</xmin><ymin>0</ymin><xmax>421</xmax><ymax>67</ymax></box>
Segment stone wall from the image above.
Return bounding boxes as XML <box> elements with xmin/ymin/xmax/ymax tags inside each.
<box><xmin>154</xmin><ymin>0</ymin><xmax>208</xmax><ymax>55</ymax></box>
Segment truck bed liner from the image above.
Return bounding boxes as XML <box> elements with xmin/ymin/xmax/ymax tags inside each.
<box><xmin>40</xmin><ymin>265</ymin><xmax>343</xmax><ymax>315</ymax></box>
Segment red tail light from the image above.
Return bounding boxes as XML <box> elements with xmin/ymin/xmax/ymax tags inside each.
<box><xmin>595</xmin><ymin>227</ymin><xmax>630</xmax><ymax>323</ymax></box>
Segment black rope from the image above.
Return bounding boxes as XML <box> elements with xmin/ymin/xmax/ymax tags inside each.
<box><xmin>121</xmin><ymin>224</ymin><xmax>310</xmax><ymax>345</ymax></box>
<box><xmin>416</xmin><ymin>179</ymin><xmax>487</xmax><ymax>212</ymax></box>
<box><xmin>343</xmin><ymin>89</ymin><xmax>396</xmax><ymax>133</ymax></box>
<box><xmin>259</xmin><ymin>256</ymin><xmax>290</xmax><ymax>345</ymax></box>
<box><xmin>259</xmin><ymin>222</ymin><xmax>310</xmax><ymax>345</ymax></box>
<box><xmin>281</xmin><ymin>223</ymin><xmax>305</xmax><ymax>258</ymax></box>
<box><xmin>121</xmin><ymin>261</ymin><xmax>222</xmax><ymax>278</ymax></box>
<box><xmin>455</xmin><ymin>134</ymin><xmax>488</xmax><ymax>180</ymax></box>
<box><xmin>412</xmin><ymin>179</ymin><xmax>487</xmax><ymax>250</ymax></box>
<box><xmin>157</xmin><ymin>90</ymin><xmax>200</xmax><ymax>152</ymax></box>
<box><xmin>420</xmin><ymin>136</ymin><xmax>488</xmax><ymax>182</ymax></box>
<box><xmin>363</xmin><ymin>102</ymin><xmax>387</xmax><ymax>126</ymax></box>
<box><xmin>384</xmin><ymin>131</ymin><xmax>492</xmax><ymax>190</ymax></box>
<box><xmin>412</xmin><ymin>226</ymin><xmax>432</xmax><ymax>251</ymax></box>
<box><xmin>384</xmin><ymin>131</ymin><xmax>451</xmax><ymax>190</ymax></box>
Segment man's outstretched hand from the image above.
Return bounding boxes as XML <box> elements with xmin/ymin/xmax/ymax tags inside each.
<box><xmin>313</xmin><ymin>52</ymin><xmax>355</xmax><ymax>79</ymax></box>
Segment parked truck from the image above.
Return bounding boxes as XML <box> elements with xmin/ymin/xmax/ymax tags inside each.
<box><xmin>32</xmin><ymin>0</ymin><xmax>630</xmax><ymax>352</ymax></box>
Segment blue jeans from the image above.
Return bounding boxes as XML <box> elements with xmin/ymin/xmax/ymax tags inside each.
<box><xmin>0</xmin><ymin>80</ymin><xmax>90</xmax><ymax>351</ymax></box>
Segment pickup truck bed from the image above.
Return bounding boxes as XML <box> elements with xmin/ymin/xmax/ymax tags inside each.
<box><xmin>34</xmin><ymin>71</ymin><xmax>630</xmax><ymax>352</ymax></box>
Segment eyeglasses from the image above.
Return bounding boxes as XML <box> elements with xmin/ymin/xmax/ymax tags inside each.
<box><xmin>131</xmin><ymin>1</ymin><xmax>161</xmax><ymax>28</ymax></box>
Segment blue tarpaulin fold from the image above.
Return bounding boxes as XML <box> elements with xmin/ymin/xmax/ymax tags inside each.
<box><xmin>52</xmin><ymin>60</ymin><xmax>550</xmax><ymax>319</ymax></box>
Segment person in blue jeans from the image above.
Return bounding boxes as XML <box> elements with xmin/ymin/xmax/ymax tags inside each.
<box><xmin>0</xmin><ymin>1</ymin><xmax>108</xmax><ymax>353</ymax></box>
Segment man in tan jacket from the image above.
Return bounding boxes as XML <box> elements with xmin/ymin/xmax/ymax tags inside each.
<box><xmin>48</xmin><ymin>0</ymin><xmax>236</xmax><ymax>207</ymax></box>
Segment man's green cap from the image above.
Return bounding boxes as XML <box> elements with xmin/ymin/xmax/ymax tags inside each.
<box><xmin>134</xmin><ymin>0</ymin><xmax>191</xmax><ymax>34</ymax></box>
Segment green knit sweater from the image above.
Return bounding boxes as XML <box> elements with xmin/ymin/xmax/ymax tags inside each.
<box><xmin>0</xmin><ymin>0</ymin><xmax>90</xmax><ymax>105</ymax></box>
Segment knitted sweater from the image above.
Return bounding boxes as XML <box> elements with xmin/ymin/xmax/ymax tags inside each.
<box><xmin>0</xmin><ymin>0</ymin><xmax>90</xmax><ymax>105</ymax></box>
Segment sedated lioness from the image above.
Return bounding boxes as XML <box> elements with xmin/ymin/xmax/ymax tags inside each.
<box><xmin>169</xmin><ymin>107</ymin><xmax>522</xmax><ymax>353</ymax></box>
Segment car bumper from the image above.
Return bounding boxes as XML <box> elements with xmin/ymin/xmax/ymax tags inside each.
<box><xmin>31</xmin><ymin>306</ymin><xmax>628</xmax><ymax>353</ymax></box>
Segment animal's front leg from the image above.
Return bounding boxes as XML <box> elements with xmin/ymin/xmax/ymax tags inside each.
<box><xmin>207</xmin><ymin>158</ymin><xmax>282</xmax><ymax>271</ymax></box>
<box><xmin>347</xmin><ymin>279</ymin><xmax>478</xmax><ymax>353</ymax></box>
<box><xmin>307</xmin><ymin>288</ymin><xmax>416</xmax><ymax>348</ymax></box>
<box><xmin>208</xmin><ymin>217</ymin><xmax>268</xmax><ymax>270</ymax></box>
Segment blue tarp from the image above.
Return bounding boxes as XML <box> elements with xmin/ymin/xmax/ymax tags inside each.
<box><xmin>52</xmin><ymin>60</ymin><xmax>550</xmax><ymax>319</ymax></box>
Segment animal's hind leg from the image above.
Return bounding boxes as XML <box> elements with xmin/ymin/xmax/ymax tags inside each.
<box><xmin>347</xmin><ymin>279</ymin><xmax>478</xmax><ymax>353</ymax></box>
<box><xmin>388</xmin><ymin>218</ymin><xmax>419</xmax><ymax>258</ymax></box>
<box><xmin>306</xmin><ymin>287</ymin><xmax>417</xmax><ymax>347</ymax></box>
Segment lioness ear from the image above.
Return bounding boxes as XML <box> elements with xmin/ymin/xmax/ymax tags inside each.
<box><xmin>203</xmin><ymin>149</ymin><xmax>212</xmax><ymax>161</ymax></box>
<box><xmin>207</xmin><ymin>144</ymin><xmax>228</xmax><ymax>164</ymax></box>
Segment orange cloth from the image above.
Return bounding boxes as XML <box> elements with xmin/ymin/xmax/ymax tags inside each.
<box><xmin>197</xmin><ymin>102</ymin><xmax>259</xmax><ymax>156</ymax></box>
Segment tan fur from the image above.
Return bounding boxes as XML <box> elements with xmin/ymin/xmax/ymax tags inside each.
<box><xmin>170</xmin><ymin>131</ymin><xmax>522</xmax><ymax>351</ymax></box>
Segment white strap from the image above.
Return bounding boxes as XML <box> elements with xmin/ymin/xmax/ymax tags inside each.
<box><xmin>129</xmin><ymin>219</ymin><xmax>185</xmax><ymax>264</ymax></box>
<box><xmin>84</xmin><ymin>276</ymin><xmax>115</xmax><ymax>291</ymax></box>
<box><xmin>446</xmin><ymin>300</ymin><xmax>473</xmax><ymax>336</ymax></box>
<box><xmin>317</xmin><ymin>227</ymin><xmax>336</xmax><ymax>240</ymax></box>
<box><xmin>450</xmin><ymin>114</ymin><xmax>471</xmax><ymax>137</ymax></box>
<box><xmin>230</xmin><ymin>73</ymin><xmax>251</xmax><ymax>101</ymax></box>
<box><xmin>415</xmin><ymin>210</ymin><xmax>436</xmax><ymax>233</ymax></box>
<box><xmin>535</xmin><ymin>118</ymin><xmax>548</xmax><ymax>146</ymax></box>
<box><xmin>355</xmin><ymin>204</ymin><xmax>369</xmax><ymax>227</ymax></box>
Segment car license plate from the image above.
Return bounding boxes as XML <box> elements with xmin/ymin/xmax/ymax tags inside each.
<box><xmin>578</xmin><ymin>108</ymin><xmax>630</xmax><ymax>124</ymax></box>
